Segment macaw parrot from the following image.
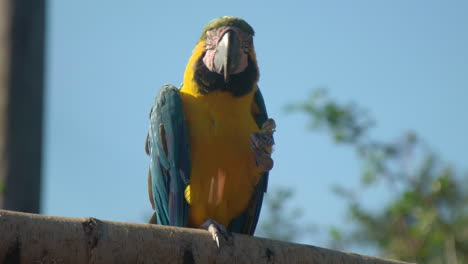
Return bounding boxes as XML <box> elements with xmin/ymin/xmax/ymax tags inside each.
<box><xmin>146</xmin><ymin>16</ymin><xmax>275</xmax><ymax>246</ymax></box>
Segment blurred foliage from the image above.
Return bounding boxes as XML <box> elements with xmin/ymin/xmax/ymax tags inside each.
<box><xmin>285</xmin><ymin>89</ymin><xmax>374</xmax><ymax>144</ymax></box>
<box><xmin>262</xmin><ymin>89</ymin><xmax>468</xmax><ymax>263</ymax></box>
<box><xmin>257</xmin><ymin>188</ymin><xmax>315</xmax><ymax>242</ymax></box>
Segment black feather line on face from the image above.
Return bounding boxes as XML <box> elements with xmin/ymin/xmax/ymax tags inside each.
<box><xmin>194</xmin><ymin>52</ymin><xmax>258</xmax><ymax>97</ymax></box>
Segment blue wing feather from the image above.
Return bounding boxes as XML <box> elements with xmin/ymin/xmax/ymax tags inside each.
<box><xmin>148</xmin><ymin>84</ymin><xmax>190</xmax><ymax>227</ymax></box>
<box><xmin>148</xmin><ymin>85</ymin><xmax>269</xmax><ymax>234</ymax></box>
<box><xmin>228</xmin><ymin>88</ymin><xmax>270</xmax><ymax>235</ymax></box>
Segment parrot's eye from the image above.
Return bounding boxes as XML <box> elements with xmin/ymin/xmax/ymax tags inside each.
<box><xmin>242</xmin><ymin>42</ymin><xmax>250</xmax><ymax>53</ymax></box>
<box><xmin>205</xmin><ymin>40</ymin><xmax>215</xmax><ymax>50</ymax></box>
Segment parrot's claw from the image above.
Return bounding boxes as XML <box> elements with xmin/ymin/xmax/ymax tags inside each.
<box><xmin>250</xmin><ymin>118</ymin><xmax>276</xmax><ymax>172</ymax></box>
<box><xmin>200</xmin><ymin>218</ymin><xmax>232</xmax><ymax>248</ymax></box>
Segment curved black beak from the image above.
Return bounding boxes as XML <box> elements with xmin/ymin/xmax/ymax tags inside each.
<box><xmin>213</xmin><ymin>30</ymin><xmax>242</xmax><ymax>82</ymax></box>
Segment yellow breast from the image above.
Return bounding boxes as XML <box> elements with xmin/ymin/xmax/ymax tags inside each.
<box><xmin>180</xmin><ymin>89</ymin><xmax>262</xmax><ymax>227</ymax></box>
<box><xmin>179</xmin><ymin>40</ymin><xmax>263</xmax><ymax>227</ymax></box>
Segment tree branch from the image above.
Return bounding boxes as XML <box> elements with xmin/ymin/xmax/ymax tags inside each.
<box><xmin>0</xmin><ymin>210</ymin><xmax>412</xmax><ymax>263</ymax></box>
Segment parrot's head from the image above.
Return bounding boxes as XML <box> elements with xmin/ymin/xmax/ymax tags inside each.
<box><xmin>201</xmin><ymin>16</ymin><xmax>255</xmax><ymax>82</ymax></box>
<box><xmin>186</xmin><ymin>16</ymin><xmax>259</xmax><ymax>97</ymax></box>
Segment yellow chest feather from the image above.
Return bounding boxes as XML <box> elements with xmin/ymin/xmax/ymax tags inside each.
<box><xmin>180</xmin><ymin>90</ymin><xmax>262</xmax><ymax>227</ymax></box>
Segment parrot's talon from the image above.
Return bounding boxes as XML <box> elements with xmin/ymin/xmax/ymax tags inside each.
<box><xmin>251</xmin><ymin>118</ymin><xmax>276</xmax><ymax>172</ymax></box>
<box><xmin>200</xmin><ymin>218</ymin><xmax>232</xmax><ymax>248</ymax></box>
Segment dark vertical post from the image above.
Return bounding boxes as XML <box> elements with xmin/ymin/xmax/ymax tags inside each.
<box><xmin>0</xmin><ymin>0</ymin><xmax>9</xmax><ymax>208</ymax></box>
<box><xmin>0</xmin><ymin>0</ymin><xmax>46</xmax><ymax>213</ymax></box>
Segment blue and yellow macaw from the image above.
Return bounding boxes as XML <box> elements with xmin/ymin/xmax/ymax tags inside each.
<box><xmin>146</xmin><ymin>16</ymin><xmax>275</xmax><ymax>245</ymax></box>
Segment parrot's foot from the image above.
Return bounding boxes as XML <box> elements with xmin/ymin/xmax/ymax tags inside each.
<box><xmin>250</xmin><ymin>118</ymin><xmax>276</xmax><ymax>172</ymax></box>
<box><xmin>200</xmin><ymin>218</ymin><xmax>232</xmax><ymax>248</ymax></box>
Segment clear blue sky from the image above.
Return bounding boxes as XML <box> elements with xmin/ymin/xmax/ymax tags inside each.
<box><xmin>44</xmin><ymin>0</ymin><xmax>468</xmax><ymax>253</ymax></box>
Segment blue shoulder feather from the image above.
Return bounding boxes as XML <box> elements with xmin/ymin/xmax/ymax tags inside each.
<box><xmin>148</xmin><ymin>84</ymin><xmax>190</xmax><ymax>227</ymax></box>
<box><xmin>228</xmin><ymin>88</ymin><xmax>270</xmax><ymax>235</ymax></box>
